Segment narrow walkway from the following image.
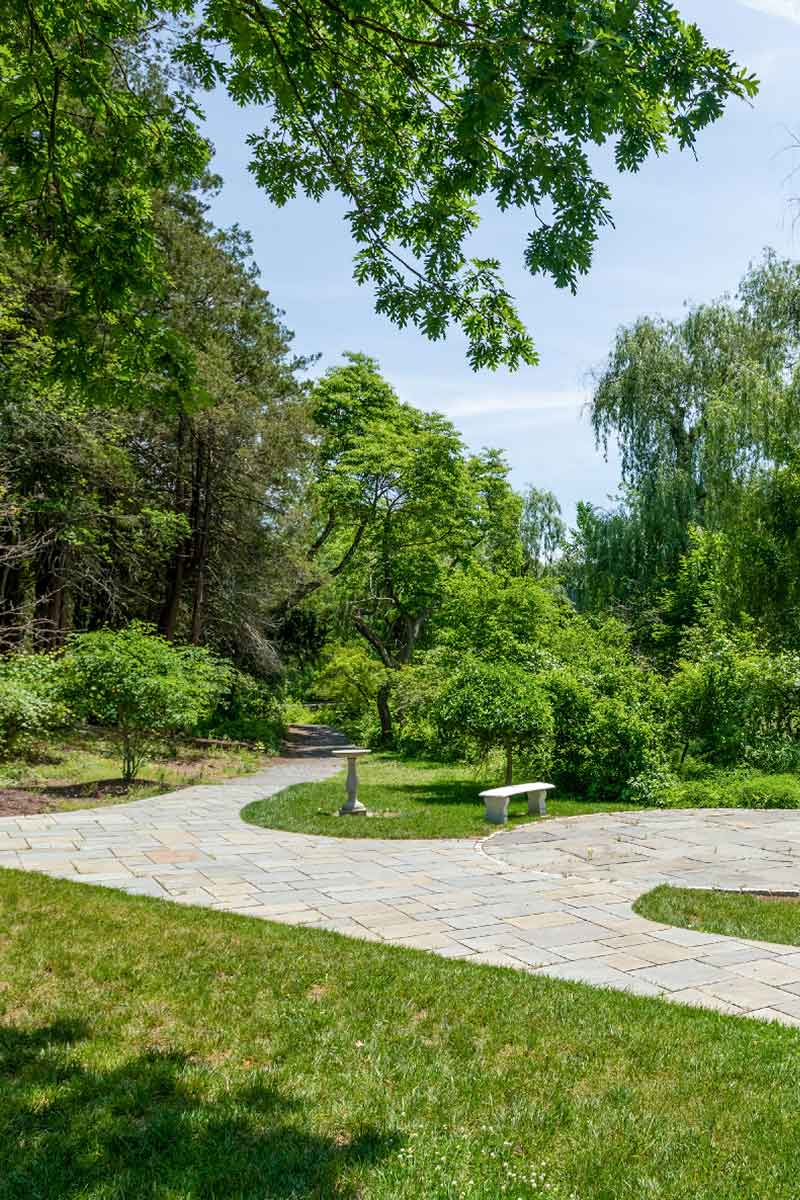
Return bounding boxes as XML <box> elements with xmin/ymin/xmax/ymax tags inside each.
<box><xmin>3</xmin><ymin>730</ymin><xmax>800</xmax><ymax>1026</ymax></box>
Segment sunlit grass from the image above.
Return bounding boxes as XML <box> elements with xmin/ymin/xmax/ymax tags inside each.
<box><xmin>636</xmin><ymin>884</ymin><xmax>800</xmax><ymax>947</ymax></box>
<box><xmin>244</xmin><ymin>754</ymin><xmax>634</xmax><ymax>839</ymax></box>
<box><xmin>0</xmin><ymin>729</ymin><xmax>275</xmax><ymax>810</ymax></box>
<box><xmin>2</xmin><ymin>869</ymin><xmax>800</xmax><ymax>1199</ymax></box>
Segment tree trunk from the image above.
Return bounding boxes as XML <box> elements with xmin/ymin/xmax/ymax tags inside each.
<box><xmin>190</xmin><ymin>564</ymin><xmax>205</xmax><ymax>644</ymax></box>
<box><xmin>376</xmin><ymin>683</ymin><xmax>393</xmax><ymax>745</ymax></box>
<box><xmin>159</xmin><ymin>549</ymin><xmax>186</xmax><ymax>640</ymax></box>
<box><xmin>159</xmin><ymin>410</ymin><xmax>189</xmax><ymax>640</ymax></box>
<box><xmin>505</xmin><ymin>740</ymin><xmax>513</xmax><ymax>786</ymax></box>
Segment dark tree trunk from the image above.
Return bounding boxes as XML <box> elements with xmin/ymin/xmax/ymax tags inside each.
<box><xmin>190</xmin><ymin>564</ymin><xmax>205</xmax><ymax>645</ymax></box>
<box><xmin>505</xmin><ymin>740</ymin><xmax>513</xmax><ymax>786</ymax></box>
<box><xmin>159</xmin><ymin>549</ymin><xmax>186</xmax><ymax>640</ymax></box>
<box><xmin>159</xmin><ymin>410</ymin><xmax>189</xmax><ymax>640</ymax></box>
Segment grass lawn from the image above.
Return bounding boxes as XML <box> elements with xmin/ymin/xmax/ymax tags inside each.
<box><xmin>2</xmin><ymin>870</ymin><xmax>800</xmax><ymax>1198</ymax></box>
<box><xmin>636</xmin><ymin>884</ymin><xmax>800</xmax><ymax>947</ymax></box>
<box><xmin>242</xmin><ymin>755</ymin><xmax>631</xmax><ymax>839</ymax></box>
<box><xmin>0</xmin><ymin>729</ymin><xmax>275</xmax><ymax>814</ymax></box>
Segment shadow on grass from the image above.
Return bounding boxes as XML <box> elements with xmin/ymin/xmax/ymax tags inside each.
<box><xmin>0</xmin><ymin>1020</ymin><xmax>397</xmax><ymax>1199</ymax></box>
<box><xmin>363</xmin><ymin>780</ymin><xmax>482</xmax><ymax>808</ymax></box>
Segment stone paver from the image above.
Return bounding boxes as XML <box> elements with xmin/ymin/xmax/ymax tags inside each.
<box><xmin>5</xmin><ymin>728</ymin><xmax>800</xmax><ymax>1026</ymax></box>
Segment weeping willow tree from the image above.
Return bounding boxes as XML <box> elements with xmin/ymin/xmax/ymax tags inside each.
<box><xmin>569</xmin><ymin>254</ymin><xmax>800</xmax><ymax>622</ymax></box>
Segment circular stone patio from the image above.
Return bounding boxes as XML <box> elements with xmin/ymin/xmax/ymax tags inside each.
<box><xmin>3</xmin><ymin>737</ymin><xmax>800</xmax><ymax>1026</ymax></box>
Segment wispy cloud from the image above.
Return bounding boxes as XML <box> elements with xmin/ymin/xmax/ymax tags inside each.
<box><xmin>738</xmin><ymin>0</ymin><xmax>800</xmax><ymax>22</ymax></box>
<box><xmin>434</xmin><ymin>389</ymin><xmax>589</xmax><ymax>419</ymax></box>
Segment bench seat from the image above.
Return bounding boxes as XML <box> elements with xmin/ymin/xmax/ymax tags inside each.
<box><xmin>479</xmin><ymin>781</ymin><xmax>555</xmax><ymax>824</ymax></box>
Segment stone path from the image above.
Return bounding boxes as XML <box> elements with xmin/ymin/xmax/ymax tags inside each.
<box><xmin>4</xmin><ymin>731</ymin><xmax>800</xmax><ymax>1026</ymax></box>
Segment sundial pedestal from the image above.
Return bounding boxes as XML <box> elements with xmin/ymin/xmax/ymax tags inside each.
<box><xmin>332</xmin><ymin>748</ymin><xmax>371</xmax><ymax>815</ymax></box>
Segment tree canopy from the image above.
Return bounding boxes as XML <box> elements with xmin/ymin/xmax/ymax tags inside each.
<box><xmin>2</xmin><ymin>0</ymin><xmax>757</xmax><ymax>372</ymax></box>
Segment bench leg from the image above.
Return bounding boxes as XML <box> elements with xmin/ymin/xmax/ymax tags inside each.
<box><xmin>484</xmin><ymin>796</ymin><xmax>510</xmax><ymax>824</ymax></box>
<box><xmin>527</xmin><ymin>789</ymin><xmax>547</xmax><ymax>816</ymax></box>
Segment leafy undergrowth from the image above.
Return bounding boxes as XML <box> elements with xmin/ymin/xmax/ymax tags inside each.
<box><xmin>242</xmin><ymin>755</ymin><xmax>630</xmax><ymax>839</ymax></box>
<box><xmin>670</xmin><ymin>770</ymin><xmax>800</xmax><ymax>810</ymax></box>
<box><xmin>2</xmin><ymin>870</ymin><xmax>800</xmax><ymax>1198</ymax></box>
<box><xmin>0</xmin><ymin>729</ymin><xmax>275</xmax><ymax>813</ymax></box>
<box><xmin>635</xmin><ymin>884</ymin><xmax>800</xmax><ymax>947</ymax></box>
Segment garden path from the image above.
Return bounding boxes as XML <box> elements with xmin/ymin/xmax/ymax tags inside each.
<box><xmin>4</xmin><ymin>726</ymin><xmax>800</xmax><ymax>1026</ymax></box>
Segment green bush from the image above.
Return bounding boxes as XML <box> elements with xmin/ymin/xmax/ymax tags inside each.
<box><xmin>61</xmin><ymin>624</ymin><xmax>232</xmax><ymax>780</ymax></box>
<box><xmin>434</xmin><ymin>658</ymin><xmax>554</xmax><ymax>784</ymax></box>
<box><xmin>539</xmin><ymin>663</ymin><xmax>668</xmax><ymax>801</ymax></box>
<box><xmin>672</xmin><ymin>771</ymin><xmax>800</xmax><ymax>810</ymax></box>
<box><xmin>0</xmin><ymin>653</ymin><xmax>71</xmax><ymax>758</ymax></box>
<box><xmin>624</xmin><ymin>764</ymin><xmax>681</xmax><ymax>807</ymax></box>
<box><xmin>200</xmin><ymin>669</ymin><xmax>283</xmax><ymax>748</ymax></box>
<box><xmin>669</xmin><ymin>627</ymin><xmax>800</xmax><ymax>768</ymax></box>
<box><xmin>390</xmin><ymin>650</ymin><xmax>467</xmax><ymax>760</ymax></box>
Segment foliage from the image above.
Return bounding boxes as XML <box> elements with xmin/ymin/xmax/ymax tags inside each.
<box><xmin>186</xmin><ymin>0</ymin><xmax>756</xmax><ymax>368</ymax></box>
<box><xmin>0</xmin><ymin>653</ymin><xmax>70</xmax><ymax>759</ymax></box>
<box><xmin>301</xmin><ymin>356</ymin><xmax>521</xmax><ymax>738</ymax></box>
<box><xmin>570</xmin><ymin>255</ymin><xmax>800</xmax><ymax>631</ymax></box>
<box><xmin>197</xmin><ymin>669</ymin><xmax>283</xmax><ymax>748</ymax></box>
<box><xmin>312</xmin><ymin>645</ymin><xmax>390</xmax><ymax>722</ymax></box>
<box><xmin>434</xmin><ymin>658</ymin><xmax>553</xmax><ymax>784</ymax></box>
<box><xmin>2</xmin><ymin>3</ymin><xmax>756</xmax><ymax>371</ymax></box>
<box><xmin>0</xmin><ymin>4</ymin><xmax>210</xmax><ymax>387</ymax></box>
<box><xmin>668</xmin><ymin>621</ymin><xmax>800</xmax><ymax>769</ymax></box>
<box><xmin>670</xmin><ymin>771</ymin><xmax>800</xmax><ymax>811</ymax></box>
<box><xmin>60</xmin><ymin>624</ymin><xmax>231</xmax><ymax>780</ymax></box>
<box><xmin>542</xmin><ymin>668</ymin><xmax>668</xmax><ymax>802</ymax></box>
<box><xmin>0</xmin><ymin>193</ymin><xmax>311</xmax><ymax>664</ymax></box>
<box><xmin>520</xmin><ymin>486</ymin><xmax>565</xmax><ymax>577</ymax></box>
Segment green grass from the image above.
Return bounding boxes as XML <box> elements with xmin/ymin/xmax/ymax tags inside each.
<box><xmin>0</xmin><ymin>729</ymin><xmax>276</xmax><ymax>810</ymax></box>
<box><xmin>3</xmin><ymin>870</ymin><xmax>800</xmax><ymax>1198</ymax></box>
<box><xmin>636</xmin><ymin>884</ymin><xmax>800</xmax><ymax>947</ymax></box>
<box><xmin>242</xmin><ymin>755</ymin><xmax>630</xmax><ymax>839</ymax></box>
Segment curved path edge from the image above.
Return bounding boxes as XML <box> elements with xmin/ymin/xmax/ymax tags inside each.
<box><xmin>3</xmin><ymin>731</ymin><xmax>800</xmax><ymax>1027</ymax></box>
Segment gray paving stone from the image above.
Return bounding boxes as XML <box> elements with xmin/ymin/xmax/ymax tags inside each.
<box><xmin>8</xmin><ymin>740</ymin><xmax>800</xmax><ymax>1025</ymax></box>
<box><xmin>629</xmin><ymin>959</ymin><xmax>731</xmax><ymax>992</ymax></box>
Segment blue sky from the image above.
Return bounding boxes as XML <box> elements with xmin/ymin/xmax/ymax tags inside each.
<box><xmin>200</xmin><ymin>0</ymin><xmax>800</xmax><ymax>523</ymax></box>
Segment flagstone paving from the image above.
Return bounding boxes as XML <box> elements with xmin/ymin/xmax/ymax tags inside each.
<box><xmin>5</xmin><ymin>731</ymin><xmax>800</xmax><ymax>1026</ymax></box>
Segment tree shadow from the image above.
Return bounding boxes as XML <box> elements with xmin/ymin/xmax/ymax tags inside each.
<box><xmin>0</xmin><ymin>1020</ymin><xmax>397</xmax><ymax>1199</ymax></box>
<box><xmin>374</xmin><ymin>779</ymin><xmax>483</xmax><ymax>808</ymax></box>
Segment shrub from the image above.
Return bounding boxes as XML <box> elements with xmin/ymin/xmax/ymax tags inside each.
<box><xmin>61</xmin><ymin>624</ymin><xmax>231</xmax><ymax>780</ymax></box>
<box><xmin>390</xmin><ymin>649</ymin><xmax>466</xmax><ymax>760</ymax></box>
<box><xmin>669</xmin><ymin>627</ymin><xmax>800</xmax><ymax>768</ymax></box>
<box><xmin>0</xmin><ymin>653</ymin><xmax>70</xmax><ymax>759</ymax></box>
<box><xmin>539</xmin><ymin>664</ymin><xmax>668</xmax><ymax>801</ymax></box>
<box><xmin>672</xmin><ymin>771</ymin><xmax>800</xmax><ymax>810</ymax></box>
<box><xmin>200</xmin><ymin>669</ymin><xmax>283</xmax><ymax>748</ymax></box>
<box><xmin>624</xmin><ymin>763</ymin><xmax>681</xmax><ymax>808</ymax></box>
<box><xmin>434</xmin><ymin>658</ymin><xmax>554</xmax><ymax>784</ymax></box>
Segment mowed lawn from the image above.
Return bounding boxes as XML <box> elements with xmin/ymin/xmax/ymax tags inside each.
<box><xmin>242</xmin><ymin>755</ymin><xmax>630</xmax><ymax>839</ymax></box>
<box><xmin>3</xmin><ymin>871</ymin><xmax>800</xmax><ymax>1198</ymax></box>
<box><xmin>637</xmin><ymin>884</ymin><xmax>800</xmax><ymax>948</ymax></box>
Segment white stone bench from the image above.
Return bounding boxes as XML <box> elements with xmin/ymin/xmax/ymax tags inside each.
<box><xmin>479</xmin><ymin>781</ymin><xmax>555</xmax><ymax>825</ymax></box>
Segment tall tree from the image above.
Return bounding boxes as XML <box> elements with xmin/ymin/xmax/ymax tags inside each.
<box><xmin>2</xmin><ymin>1</ymin><xmax>757</xmax><ymax>372</ymax></box>
<box><xmin>300</xmin><ymin>355</ymin><xmax>521</xmax><ymax>738</ymax></box>
<box><xmin>572</xmin><ymin>255</ymin><xmax>800</xmax><ymax>620</ymax></box>
<box><xmin>520</xmin><ymin>486</ymin><xmax>565</xmax><ymax>577</ymax></box>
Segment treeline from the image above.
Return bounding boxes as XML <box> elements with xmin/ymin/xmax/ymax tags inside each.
<box><xmin>2</xmin><ymin>25</ymin><xmax>800</xmax><ymax>803</ymax></box>
<box><xmin>294</xmin><ymin>255</ymin><xmax>800</xmax><ymax>807</ymax></box>
<box><xmin>0</xmin><ymin>185</ymin><xmax>312</xmax><ymax>671</ymax></box>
